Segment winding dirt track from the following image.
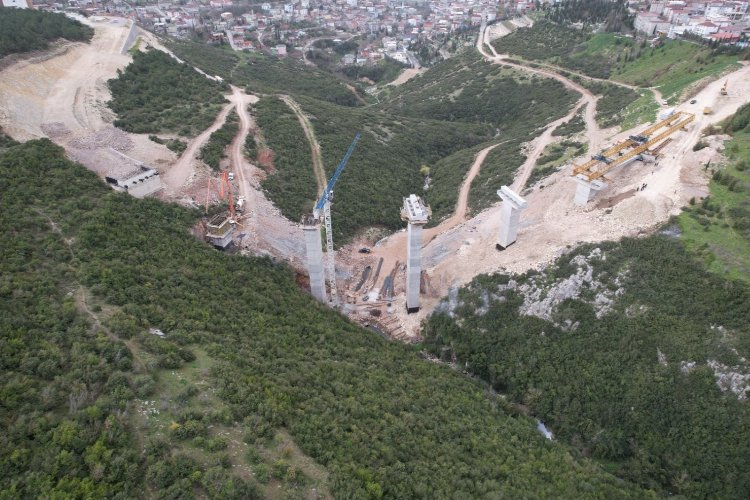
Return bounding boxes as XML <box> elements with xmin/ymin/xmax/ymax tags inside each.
<box><xmin>478</xmin><ymin>24</ymin><xmax>605</xmax><ymax>156</ymax></box>
<box><xmin>162</xmin><ymin>101</ymin><xmax>235</xmax><ymax>192</ymax></box>
<box><xmin>279</xmin><ymin>94</ymin><xmax>326</xmax><ymax>197</ymax></box>
<box><xmin>227</xmin><ymin>86</ymin><xmax>257</xmax><ymax>204</ymax></box>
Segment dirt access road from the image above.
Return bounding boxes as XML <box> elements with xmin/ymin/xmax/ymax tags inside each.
<box><xmin>340</xmin><ymin>24</ymin><xmax>750</xmax><ymax>337</ymax></box>
<box><xmin>478</xmin><ymin>21</ymin><xmax>605</xmax><ymax>154</ymax></box>
<box><xmin>162</xmin><ymin>101</ymin><xmax>236</xmax><ymax>193</ymax></box>
<box><xmin>0</xmin><ymin>17</ymin><xmax>177</xmax><ymax>179</ymax></box>
<box><xmin>279</xmin><ymin>95</ymin><xmax>326</xmax><ymax>196</ymax></box>
<box><xmin>227</xmin><ymin>88</ymin><xmax>308</xmax><ymax>264</ymax></box>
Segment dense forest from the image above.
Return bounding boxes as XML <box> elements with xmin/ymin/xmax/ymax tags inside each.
<box><xmin>339</xmin><ymin>57</ymin><xmax>407</xmax><ymax>84</ymax></box>
<box><xmin>294</xmin><ymin>96</ymin><xmax>492</xmax><ymax>241</ymax></box>
<box><xmin>424</xmin><ymin>234</ymin><xmax>750</xmax><ymax>497</ymax></box>
<box><xmin>251</xmin><ymin>91</ymin><xmax>492</xmax><ymax>241</ymax></box>
<box><xmin>164</xmin><ymin>39</ymin><xmax>361</xmax><ymax>107</ymax></box>
<box><xmin>381</xmin><ymin>51</ymin><xmax>578</xmax><ymax>136</ymax></box>
<box><xmin>546</xmin><ymin>0</ymin><xmax>633</xmax><ymax>32</ymax></box>
<box><xmin>0</xmin><ymin>139</ymin><xmax>650</xmax><ymax>497</ymax></box>
<box><xmin>0</xmin><ymin>8</ymin><xmax>93</xmax><ymax>58</ymax></box>
<box><xmin>254</xmin><ymin>97</ymin><xmax>317</xmax><ymax>219</ymax></box>
<box><xmin>108</xmin><ymin>49</ymin><xmax>228</xmax><ymax>137</ymax></box>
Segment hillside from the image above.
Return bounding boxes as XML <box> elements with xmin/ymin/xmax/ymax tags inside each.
<box><xmin>108</xmin><ymin>49</ymin><xmax>228</xmax><ymax>137</ymax></box>
<box><xmin>493</xmin><ymin>20</ymin><xmax>743</xmax><ymax>102</ymax></box>
<box><xmin>164</xmin><ymin>39</ymin><xmax>361</xmax><ymax>107</ymax></box>
<box><xmin>678</xmin><ymin>103</ymin><xmax>750</xmax><ymax>281</ymax></box>
<box><xmin>381</xmin><ymin>51</ymin><xmax>578</xmax><ymax>137</ymax></box>
<box><xmin>0</xmin><ymin>8</ymin><xmax>93</xmax><ymax>58</ymax></box>
<box><xmin>0</xmin><ymin>139</ymin><xmax>650</xmax><ymax>498</ymax></box>
<box><xmin>256</xmin><ymin>95</ymin><xmax>492</xmax><ymax>241</ymax></box>
<box><xmin>424</xmin><ymin>234</ymin><xmax>750</xmax><ymax>497</ymax></box>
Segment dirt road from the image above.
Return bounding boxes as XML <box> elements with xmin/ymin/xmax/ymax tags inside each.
<box><xmin>0</xmin><ymin>17</ymin><xmax>177</xmax><ymax>181</ymax></box>
<box><xmin>279</xmin><ymin>94</ymin><xmax>326</xmax><ymax>197</ymax></box>
<box><xmin>162</xmin><ymin>101</ymin><xmax>235</xmax><ymax>192</ymax></box>
<box><xmin>511</xmin><ymin>102</ymin><xmax>586</xmax><ymax>192</ymax></box>
<box><xmin>227</xmin><ymin>88</ymin><xmax>307</xmax><ymax>264</ymax></box>
<box><xmin>387</xmin><ymin>68</ymin><xmax>426</xmax><ymax>87</ymax></box>
<box><xmin>477</xmin><ymin>26</ymin><xmax>605</xmax><ymax>154</ymax></box>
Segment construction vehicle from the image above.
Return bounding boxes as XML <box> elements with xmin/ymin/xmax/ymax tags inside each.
<box><xmin>720</xmin><ymin>80</ymin><xmax>728</xmax><ymax>96</ymax></box>
<box><xmin>704</xmin><ymin>107</ymin><xmax>712</xmax><ymax>115</ymax></box>
<box><xmin>312</xmin><ymin>133</ymin><xmax>361</xmax><ymax>305</ymax></box>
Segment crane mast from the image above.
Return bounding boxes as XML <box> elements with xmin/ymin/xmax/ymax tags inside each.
<box><xmin>323</xmin><ymin>201</ymin><xmax>336</xmax><ymax>302</ymax></box>
<box><xmin>313</xmin><ymin>133</ymin><xmax>360</xmax><ymax>305</ymax></box>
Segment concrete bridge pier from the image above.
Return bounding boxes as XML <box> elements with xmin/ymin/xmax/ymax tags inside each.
<box><xmin>401</xmin><ymin>195</ymin><xmax>431</xmax><ymax>314</ymax></box>
<box><xmin>301</xmin><ymin>215</ymin><xmax>326</xmax><ymax>302</ymax></box>
<box><xmin>496</xmin><ymin>186</ymin><xmax>528</xmax><ymax>250</ymax></box>
<box><xmin>574</xmin><ymin>175</ymin><xmax>608</xmax><ymax>206</ymax></box>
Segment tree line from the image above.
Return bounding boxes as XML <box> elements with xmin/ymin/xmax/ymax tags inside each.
<box><xmin>0</xmin><ymin>8</ymin><xmax>93</xmax><ymax>58</ymax></box>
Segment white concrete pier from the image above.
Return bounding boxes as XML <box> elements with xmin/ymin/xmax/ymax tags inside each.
<box><xmin>496</xmin><ymin>186</ymin><xmax>528</xmax><ymax>250</ymax></box>
<box><xmin>574</xmin><ymin>175</ymin><xmax>608</xmax><ymax>206</ymax></box>
<box><xmin>301</xmin><ymin>216</ymin><xmax>326</xmax><ymax>302</ymax></box>
<box><xmin>401</xmin><ymin>194</ymin><xmax>431</xmax><ymax>313</ymax></box>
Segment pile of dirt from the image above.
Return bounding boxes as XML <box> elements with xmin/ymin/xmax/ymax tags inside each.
<box><xmin>40</xmin><ymin>122</ymin><xmax>71</xmax><ymax>139</ymax></box>
<box><xmin>69</xmin><ymin>126</ymin><xmax>133</xmax><ymax>152</ymax></box>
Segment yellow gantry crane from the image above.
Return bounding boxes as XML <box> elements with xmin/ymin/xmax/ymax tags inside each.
<box><xmin>572</xmin><ymin>112</ymin><xmax>695</xmax><ymax>182</ymax></box>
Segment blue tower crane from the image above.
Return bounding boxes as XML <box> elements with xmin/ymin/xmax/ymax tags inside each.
<box><xmin>313</xmin><ymin>133</ymin><xmax>360</xmax><ymax>305</ymax></box>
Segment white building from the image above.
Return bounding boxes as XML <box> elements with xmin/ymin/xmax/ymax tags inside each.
<box><xmin>634</xmin><ymin>11</ymin><xmax>672</xmax><ymax>34</ymax></box>
<box><xmin>2</xmin><ymin>0</ymin><xmax>33</xmax><ymax>8</ymax></box>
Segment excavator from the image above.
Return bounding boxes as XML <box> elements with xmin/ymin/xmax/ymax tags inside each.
<box><xmin>720</xmin><ymin>80</ymin><xmax>728</xmax><ymax>96</ymax></box>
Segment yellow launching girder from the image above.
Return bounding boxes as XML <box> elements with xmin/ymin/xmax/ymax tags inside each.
<box><xmin>572</xmin><ymin>113</ymin><xmax>687</xmax><ymax>176</ymax></box>
<box><xmin>640</xmin><ymin>112</ymin><xmax>682</xmax><ymax>136</ymax></box>
<box><xmin>572</xmin><ymin>140</ymin><xmax>638</xmax><ymax>175</ymax></box>
<box><xmin>602</xmin><ymin>139</ymin><xmax>637</xmax><ymax>157</ymax></box>
<box><xmin>584</xmin><ymin>114</ymin><xmax>694</xmax><ymax>181</ymax></box>
<box><xmin>572</xmin><ymin>158</ymin><xmax>601</xmax><ymax>175</ymax></box>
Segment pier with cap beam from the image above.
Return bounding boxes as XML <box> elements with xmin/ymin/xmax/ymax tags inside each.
<box><xmin>496</xmin><ymin>186</ymin><xmax>528</xmax><ymax>250</ymax></box>
<box><xmin>401</xmin><ymin>194</ymin><xmax>431</xmax><ymax>313</ymax></box>
<box><xmin>301</xmin><ymin>214</ymin><xmax>326</xmax><ymax>302</ymax></box>
<box><xmin>574</xmin><ymin>175</ymin><xmax>608</xmax><ymax>206</ymax></box>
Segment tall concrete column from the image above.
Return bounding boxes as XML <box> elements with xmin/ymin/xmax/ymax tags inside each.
<box><xmin>401</xmin><ymin>194</ymin><xmax>431</xmax><ymax>314</ymax></box>
<box><xmin>496</xmin><ymin>186</ymin><xmax>528</xmax><ymax>250</ymax></box>
<box><xmin>406</xmin><ymin>222</ymin><xmax>423</xmax><ymax>313</ymax></box>
<box><xmin>301</xmin><ymin>215</ymin><xmax>326</xmax><ymax>302</ymax></box>
<box><xmin>574</xmin><ymin>174</ymin><xmax>608</xmax><ymax>206</ymax></box>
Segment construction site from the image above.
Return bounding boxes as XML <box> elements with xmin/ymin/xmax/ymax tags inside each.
<box><xmin>2</xmin><ymin>15</ymin><xmax>750</xmax><ymax>342</ymax></box>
